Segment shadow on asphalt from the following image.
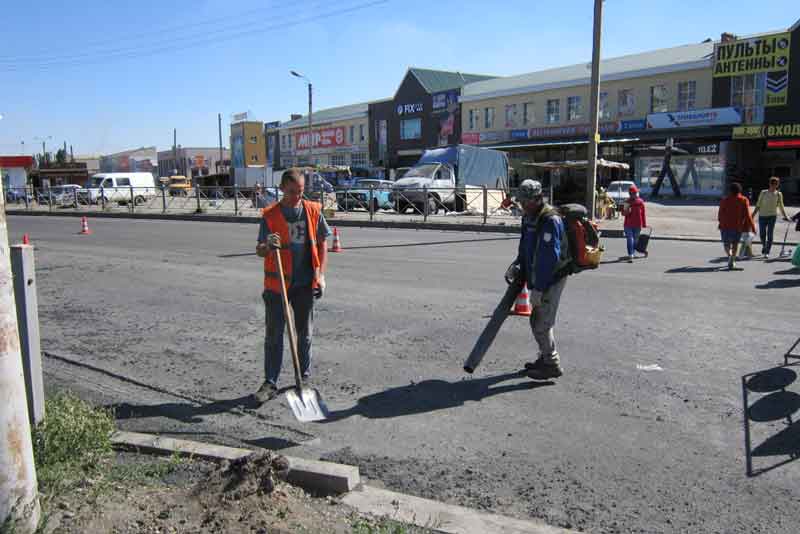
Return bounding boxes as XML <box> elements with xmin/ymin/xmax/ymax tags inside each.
<box><xmin>341</xmin><ymin>237</ymin><xmax>518</xmax><ymax>250</ymax></box>
<box><xmin>109</xmin><ymin>394</ymin><xmax>264</xmax><ymax>424</ymax></box>
<box><xmin>774</xmin><ymin>268</ymin><xmax>800</xmax><ymax>275</ymax></box>
<box><xmin>322</xmin><ymin>372</ymin><xmax>552</xmax><ymax>423</ymax></box>
<box><xmin>665</xmin><ymin>266</ymin><xmax>723</xmax><ymax>273</ymax></box>
<box><xmin>755</xmin><ymin>279</ymin><xmax>800</xmax><ymax>289</ymax></box>
<box><xmin>742</xmin><ymin>361</ymin><xmax>800</xmax><ymax>477</ymax></box>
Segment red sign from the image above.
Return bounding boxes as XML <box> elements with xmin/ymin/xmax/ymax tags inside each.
<box><xmin>295</xmin><ymin>127</ymin><xmax>347</xmax><ymax>150</ymax></box>
<box><xmin>767</xmin><ymin>139</ymin><xmax>800</xmax><ymax>148</ymax></box>
<box><xmin>461</xmin><ymin>132</ymin><xmax>480</xmax><ymax>145</ymax></box>
<box><xmin>0</xmin><ymin>156</ymin><xmax>34</xmax><ymax>168</ymax></box>
<box><xmin>117</xmin><ymin>155</ymin><xmax>130</xmax><ymax>171</ymax></box>
<box><xmin>193</xmin><ymin>155</ymin><xmax>205</xmax><ymax>168</ymax></box>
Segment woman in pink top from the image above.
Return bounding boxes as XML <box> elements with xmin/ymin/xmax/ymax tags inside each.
<box><xmin>623</xmin><ymin>185</ymin><xmax>647</xmax><ymax>263</ymax></box>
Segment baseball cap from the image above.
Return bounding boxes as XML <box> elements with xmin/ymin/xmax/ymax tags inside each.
<box><xmin>629</xmin><ymin>185</ymin><xmax>639</xmax><ymax>193</ymax></box>
<box><xmin>516</xmin><ymin>179</ymin><xmax>543</xmax><ymax>201</ymax></box>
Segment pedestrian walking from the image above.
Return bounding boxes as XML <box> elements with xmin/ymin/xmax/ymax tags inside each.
<box><xmin>752</xmin><ymin>177</ymin><xmax>790</xmax><ymax>258</ymax></box>
<box><xmin>718</xmin><ymin>182</ymin><xmax>755</xmax><ymax>271</ymax></box>
<box><xmin>253</xmin><ymin>183</ymin><xmax>270</xmax><ymax>209</ymax></box>
<box><xmin>622</xmin><ymin>185</ymin><xmax>647</xmax><ymax>262</ymax></box>
<box><xmin>254</xmin><ymin>168</ymin><xmax>332</xmax><ymax>402</ymax></box>
<box><xmin>507</xmin><ymin>179</ymin><xmax>568</xmax><ymax>380</ymax></box>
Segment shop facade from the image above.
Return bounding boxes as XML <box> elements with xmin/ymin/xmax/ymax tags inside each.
<box><xmin>369</xmin><ymin>68</ymin><xmax>494</xmax><ymax>173</ymax></box>
<box><xmin>712</xmin><ymin>21</ymin><xmax>800</xmax><ymax>202</ymax></box>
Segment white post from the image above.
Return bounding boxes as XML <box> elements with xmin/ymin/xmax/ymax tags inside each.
<box><xmin>0</xmin><ymin>181</ymin><xmax>41</xmax><ymax>532</ymax></box>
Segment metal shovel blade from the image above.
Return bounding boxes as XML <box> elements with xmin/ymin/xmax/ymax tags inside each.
<box><xmin>285</xmin><ymin>386</ymin><xmax>329</xmax><ymax>422</ymax></box>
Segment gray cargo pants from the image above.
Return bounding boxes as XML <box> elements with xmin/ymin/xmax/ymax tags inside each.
<box><xmin>530</xmin><ymin>277</ymin><xmax>567</xmax><ymax>365</ymax></box>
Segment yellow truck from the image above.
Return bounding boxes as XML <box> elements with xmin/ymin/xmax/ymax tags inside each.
<box><xmin>167</xmin><ymin>175</ymin><xmax>193</xmax><ymax>197</ymax></box>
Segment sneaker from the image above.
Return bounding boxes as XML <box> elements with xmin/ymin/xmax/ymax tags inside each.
<box><xmin>254</xmin><ymin>381</ymin><xmax>278</xmax><ymax>403</ymax></box>
<box><xmin>525</xmin><ymin>358</ymin><xmax>563</xmax><ymax>380</ymax></box>
<box><xmin>627</xmin><ymin>255</ymin><xmax>634</xmax><ymax>263</ymax></box>
<box><xmin>728</xmin><ymin>256</ymin><xmax>736</xmax><ymax>270</ymax></box>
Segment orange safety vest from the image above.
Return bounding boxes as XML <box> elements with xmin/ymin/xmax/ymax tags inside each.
<box><xmin>262</xmin><ymin>200</ymin><xmax>322</xmax><ymax>293</ymax></box>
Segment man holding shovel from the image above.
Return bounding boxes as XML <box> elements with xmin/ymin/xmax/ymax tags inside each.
<box><xmin>507</xmin><ymin>180</ymin><xmax>568</xmax><ymax>380</ymax></box>
<box><xmin>255</xmin><ymin>168</ymin><xmax>332</xmax><ymax>402</ymax></box>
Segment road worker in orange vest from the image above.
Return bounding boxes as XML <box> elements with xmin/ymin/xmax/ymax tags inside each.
<box><xmin>255</xmin><ymin>168</ymin><xmax>332</xmax><ymax>402</ymax></box>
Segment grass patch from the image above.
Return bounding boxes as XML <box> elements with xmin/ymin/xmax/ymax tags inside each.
<box><xmin>351</xmin><ymin>517</ymin><xmax>434</xmax><ymax>534</ymax></box>
<box><xmin>31</xmin><ymin>392</ymin><xmax>116</xmax><ymax>494</ymax></box>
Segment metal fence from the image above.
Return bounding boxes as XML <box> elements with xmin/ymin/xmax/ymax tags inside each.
<box><xmin>4</xmin><ymin>185</ymin><xmax>532</xmax><ymax>226</ymax></box>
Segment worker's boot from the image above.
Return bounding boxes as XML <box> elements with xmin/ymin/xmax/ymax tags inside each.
<box><xmin>524</xmin><ymin>357</ymin><xmax>563</xmax><ymax>380</ymax></box>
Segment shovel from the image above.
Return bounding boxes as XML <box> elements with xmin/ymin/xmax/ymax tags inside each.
<box><xmin>274</xmin><ymin>248</ymin><xmax>328</xmax><ymax>422</ymax></box>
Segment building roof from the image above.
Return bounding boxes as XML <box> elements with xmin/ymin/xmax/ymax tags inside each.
<box><xmin>461</xmin><ymin>42</ymin><xmax>715</xmax><ymax>102</ymax></box>
<box><xmin>281</xmin><ymin>98</ymin><xmax>390</xmax><ymax>130</ymax></box>
<box><xmin>406</xmin><ymin>67</ymin><xmax>495</xmax><ymax>94</ymax></box>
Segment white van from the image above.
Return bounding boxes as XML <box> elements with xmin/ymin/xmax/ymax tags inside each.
<box><xmin>80</xmin><ymin>173</ymin><xmax>157</xmax><ymax>205</ymax></box>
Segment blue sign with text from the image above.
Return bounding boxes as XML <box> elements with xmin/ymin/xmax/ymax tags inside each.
<box><xmin>619</xmin><ymin>119</ymin><xmax>647</xmax><ymax>132</ymax></box>
<box><xmin>510</xmin><ymin>129</ymin><xmax>529</xmax><ymax>140</ymax></box>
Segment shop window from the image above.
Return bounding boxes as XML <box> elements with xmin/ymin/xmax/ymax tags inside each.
<box><xmin>484</xmin><ymin>107</ymin><xmax>495</xmax><ymax>129</ymax></box>
<box><xmin>523</xmin><ymin>102</ymin><xmax>534</xmax><ymax>125</ymax></box>
<box><xmin>678</xmin><ymin>81</ymin><xmax>696</xmax><ymax>111</ymax></box>
<box><xmin>504</xmin><ymin>104</ymin><xmax>518</xmax><ymax>128</ymax></box>
<box><xmin>731</xmin><ymin>73</ymin><xmax>765</xmax><ymax>125</ymax></box>
<box><xmin>400</xmin><ymin>118</ymin><xmax>422</xmax><ymax>140</ymax></box>
<box><xmin>650</xmin><ymin>85</ymin><xmax>669</xmax><ymax>113</ymax></box>
<box><xmin>567</xmin><ymin>96</ymin><xmax>582</xmax><ymax>122</ymax></box>
<box><xmin>618</xmin><ymin>89</ymin><xmax>635</xmax><ymax>116</ymax></box>
<box><xmin>546</xmin><ymin>99</ymin><xmax>560</xmax><ymax>124</ymax></box>
<box><xmin>599</xmin><ymin>92</ymin><xmax>611</xmax><ymax>120</ymax></box>
<box><xmin>351</xmin><ymin>152</ymin><xmax>368</xmax><ymax>167</ymax></box>
<box><xmin>330</xmin><ymin>154</ymin><xmax>346</xmax><ymax>166</ymax></box>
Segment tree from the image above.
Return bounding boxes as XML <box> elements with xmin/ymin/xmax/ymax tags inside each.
<box><xmin>55</xmin><ymin>148</ymin><xmax>67</xmax><ymax>165</ymax></box>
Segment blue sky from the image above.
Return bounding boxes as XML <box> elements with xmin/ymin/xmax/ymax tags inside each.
<box><xmin>0</xmin><ymin>0</ymin><xmax>797</xmax><ymax>155</ymax></box>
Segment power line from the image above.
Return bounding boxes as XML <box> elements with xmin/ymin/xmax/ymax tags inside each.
<box><xmin>2</xmin><ymin>1</ymin><xmax>388</xmax><ymax>71</ymax></box>
<box><xmin>0</xmin><ymin>0</ymin><xmax>319</xmax><ymax>63</ymax></box>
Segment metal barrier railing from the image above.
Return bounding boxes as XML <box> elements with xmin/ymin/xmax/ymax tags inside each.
<box><xmin>4</xmin><ymin>185</ymin><xmax>538</xmax><ymax>226</ymax></box>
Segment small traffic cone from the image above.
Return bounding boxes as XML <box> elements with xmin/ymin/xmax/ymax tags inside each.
<box><xmin>22</xmin><ymin>234</ymin><xmax>30</xmax><ymax>245</ymax></box>
<box><xmin>510</xmin><ymin>286</ymin><xmax>532</xmax><ymax>316</ymax></box>
<box><xmin>79</xmin><ymin>216</ymin><xmax>92</xmax><ymax>235</ymax></box>
<box><xmin>330</xmin><ymin>227</ymin><xmax>342</xmax><ymax>252</ymax></box>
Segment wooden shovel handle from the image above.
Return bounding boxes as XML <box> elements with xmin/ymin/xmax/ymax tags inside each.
<box><xmin>274</xmin><ymin>248</ymin><xmax>304</xmax><ymax>391</ymax></box>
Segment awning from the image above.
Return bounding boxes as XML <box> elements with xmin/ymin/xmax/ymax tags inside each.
<box><xmin>523</xmin><ymin>159</ymin><xmax>630</xmax><ymax>170</ymax></box>
<box><xmin>489</xmin><ymin>137</ymin><xmax>641</xmax><ymax>150</ymax></box>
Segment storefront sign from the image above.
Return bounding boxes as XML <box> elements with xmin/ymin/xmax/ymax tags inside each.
<box><xmin>733</xmin><ymin>123</ymin><xmax>800</xmax><ymax>139</ymax></box>
<box><xmin>232</xmin><ymin>111</ymin><xmax>250</xmax><ymax>123</ymax></box>
<box><xmin>479</xmin><ymin>131</ymin><xmax>503</xmax><ymax>143</ymax></box>
<box><xmin>766</xmin><ymin>71</ymin><xmax>789</xmax><ymax>107</ymax></box>
<box><xmin>767</xmin><ymin>139</ymin><xmax>800</xmax><ymax>149</ymax></box>
<box><xmin>646</xmin><ymin>107</ymin><xmax>741</xmax><ymax>129</ymax></box>
<box><xmin>528</xmin><ymin>122</ymin><xmax>619</xmax><ymax>138</ymax></box>
<box><xmin>713</xmin><ymin>32</ymin><xmax>791</xmax><ymax>77</ymax></box>
<box><xmin>619</xmin><ymin>119</ymin><xmax>647</xmax><ymax>132</ymax></box>
<box><xmin>461</xmin><ymin>132</ymin><xmax>480</xmax><ymax>145</ymax></box>
<box><xmin>397</xmin><ymin>103</ymin><xmax>423</xmax><ymax>115</ymax></box>
<box><xmin>432</xmin><ymin>90</ymin><xmax>459</xmax><ymax>111</ymax></box>
<box><xmin>295</xmin><ymin>126</ymin><xmax>347</xmax><ymax>150</ymax></box>
<box><xmin>264</xmin><ymin>121</ymin><xmax>281</xmax><ymax>130</ymax></box>
<box><xmin>696</xmin><ymin>143</ymin><xmax>719</xmax><ymax>155</ymax></box>
<box><xmin>510</xmin><ymin>129</ymin><xmax>529</xmax><ymax>140</ymax></box>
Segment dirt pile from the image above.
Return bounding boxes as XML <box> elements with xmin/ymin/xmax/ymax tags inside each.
<box><xmin>195</xmin><ymin>451</ymin><xmax>290</xmax><ymax>502</ymax></box>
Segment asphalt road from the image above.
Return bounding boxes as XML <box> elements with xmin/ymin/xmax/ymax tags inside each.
<box><xmin>8</xmin><ymin>215</ymin><xmax>800</xmax><ymax>534</ymax></box>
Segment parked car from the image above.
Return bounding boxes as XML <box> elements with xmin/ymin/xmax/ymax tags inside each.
<box><xmin>79</xmin><ymin>173</ymin><xmax>157</xmax><ymax>205</ymax></box>
<box><xmin>38</xmin><ymin>185</ymin><xmax>82</xmax><ymax>207</ymax></box>
<box><xmin>606</xmin><ymin>180</ymin><xmax>636</xmax><ymax>208</ymax></box>
<box><xmin>336</xmin><ymin>179</ymin><xmax>394</xmax><ymax>211</ymax></box>
<box><xmin>5</xmin><ymin>188</ymin><xmax>33</xmax><ymax>203</ymax></box>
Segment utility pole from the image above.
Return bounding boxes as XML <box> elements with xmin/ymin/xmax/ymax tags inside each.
<box><xmin>0</xmin><ymin>180</ymin><xmax>41</xmax><ymax>533</ymax></box>
<box><xmin>585</xmin><ymin>0</ymin><xmax>604</xmax><ymax>216</ymax></box>
<box><xmin>308</xmin><ymin>82</ymin><xmax>313</xmax><ymax>167</ymax></box>
<box><xmin>173</xmin><ymin>128</ymin><xmax>178</xmax><ymax>175</ymax></box>
<box><xmin>218</xmin><ymin>113</ymin><xmax>223</xmax><ymax>175</ymax></box>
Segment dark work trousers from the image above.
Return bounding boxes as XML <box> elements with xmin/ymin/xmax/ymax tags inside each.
<box><xmin>263</xmin><ymin>286</ymin><xmax>314</xmax><ymax>385</ymax></box>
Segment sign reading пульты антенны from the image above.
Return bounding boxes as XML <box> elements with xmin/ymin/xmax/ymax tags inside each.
<box><xmin>714</xmin><ymin>32</ymin><xmax>791</xmax><ymax>107</ymax></box>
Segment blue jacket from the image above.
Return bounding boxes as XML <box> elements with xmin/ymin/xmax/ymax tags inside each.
<box><xmin>517</xmin><ymin>207</ymin><xmax>564</xmax><ymax>292</ymax></box>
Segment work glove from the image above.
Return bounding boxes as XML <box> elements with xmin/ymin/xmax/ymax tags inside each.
<box><xmin>256</xmin><ymin>243</ymin><xmax>268</xmax><ymax>258</ymax></box>
<box><xmin>314</xmin><ymin>275</ymin><xmax>326</xmax><ymax>299</ymax></box>
<box><xmin>504</xmin><ymin>262</ymin><xmax>521</xmax><ymax>285</ymax></box>
<box><xmin>267</xmin><ymin>233</ymin><xmax>282</xmax><ymax>250</ymax></box>
<box><xmin>529</xmin><ymin>289</ymin><xmax>543</xmax><ymax>307</ymax></box>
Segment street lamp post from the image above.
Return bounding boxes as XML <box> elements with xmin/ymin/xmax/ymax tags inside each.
<box><xmin>586</xmin><ymin>0</ymin><xmax>604</xmax><ymax>217</ymax></box>
<box><xmin>291</xmin><ymin>70</ymin><xmax>313</xmax><ymax>167</ymax></box>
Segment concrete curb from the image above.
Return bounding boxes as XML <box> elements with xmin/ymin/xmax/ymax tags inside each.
<box><xmin>343</xmin><ymin>485</ymin><xmax>580</xmax><ymax>534</ymax></box>
<box><xmin>110</xmin><ymin>431</ymin><xmax>578</xmax><ymax>533</ymax></box>
<box><xmin>110</xmin><ymin>430</ymin><xmax>359</xmax><ymax>494</ymax></box>
<box><xmin>8</xmin><ymin>208</ymin><xmax>798</xmax><ymax>245</ymax></box>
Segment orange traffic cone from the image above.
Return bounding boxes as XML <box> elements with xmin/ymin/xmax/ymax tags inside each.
<box><xmin>79</xmin><ymin>216</ymin><xmax>92</xmax><ymax>235</ymax></box>
<box><xmin>22</xmin><ymin>234</ymin><xmax>30</xmax><ymax>245</ymax></box>
<box><xmin>330</xmin><ymin>227</ymin><xmax>342</xmax><ymax>252</ymax></box>
<box><xmin>510</xmin><ymin>286</ymin><xmax>532</xmax><ymax>316</ymax></box>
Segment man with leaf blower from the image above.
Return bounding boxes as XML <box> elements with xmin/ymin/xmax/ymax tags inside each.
<box><xmin>255</xmin><ymin>168</ymin><xmax>332</xmax><ymax>402</ymax></box>
<box><xmin>505</xmin><ymin>179</ymin><xmax>569</xmax><ymax>380</ymax></box>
